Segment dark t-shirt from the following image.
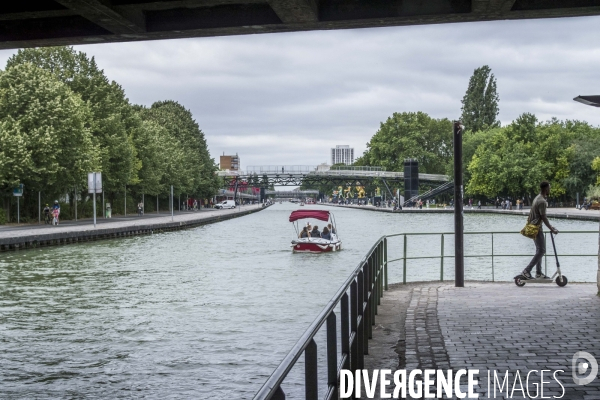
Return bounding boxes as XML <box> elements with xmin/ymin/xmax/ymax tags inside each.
<box><xmin>529</xmin><ymin>194</ymin><xmax>547</xmax><ymax>226</ymax></box>
<box><xmin>311</xmin><ymin>230</ymin><xmax>321</xmax><ymax>238</ymax></box>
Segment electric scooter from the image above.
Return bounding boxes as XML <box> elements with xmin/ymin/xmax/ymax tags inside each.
<box><xmin>514</xmin><ymin>232</ymin><xmax>567</xmax><ymax>287</ymax></box>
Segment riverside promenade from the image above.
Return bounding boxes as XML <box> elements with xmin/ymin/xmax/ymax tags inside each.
<box><xmin>326</xmin><ymin>203</ymin><xmax>600</xmax><ymax>222</ymax></box>
<box><xmin>0</xmin><ymin>204</ymin><xmax>267</xmax><ymax>251</ymax></box>
<box><xmin>365</xmin><ymin>282</ymin><xmax>600</xmax><ymax>400</ymax></box>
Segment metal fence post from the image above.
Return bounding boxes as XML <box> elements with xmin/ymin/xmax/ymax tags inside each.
<box><xmin>341</xmin><ymin>292</ymin><xmax>350</xmax><ymax>370</ymax></box>
<box><xmin>440</xmin><ymin>234</ymin><xmax>444</xmax><ymax>281</ymax></box>
<box><xmin>350</xmin><ymin>279</ymin><xmax>359</xmax><ymax>370</ymax></box>
<box><xmin>544</xmin><ymin>232</ymin><xmax>547</xmax><ymax>276</ymax></box>
<box><xmin>356</xmin><ymin>271</ymin><xmax>365</xmax><ymax>367</ymax></box>
<box><xmin>453</xmin><ymin>121</ymin><xmax>465</xmax><ymax>288</ymax></box>
<box><xmin>379</xmin><ymin>245</ymin><xmax>384</xmax><ymax>301</ymax></box>
<box><xmin>491</xmin><ymin>233</ymin><xmax>495</xmax><ymax>282</ymax></box>
<box><xmin>272</xmin><ymin>386</ymin><xmax>285</xmax><ymax>400</ymax></box>
<box><xmin>305</xmin><ymin>339</ymin><xmax>318</xmax><ymax>400</ymax></box>
<box><xmin>384</xmin><ymin>237</ymin><xmax>388</xmax><ymax>290</ymax></box>
<box><xmin>364</xmin><ymin>262</ymin><xmax>373</xmax><ymax>341</ymax></box>
<box><xmin>326</xmin><ymin>312</ymin><xmax>338</xmax><ymax>400</ymax></box>
<box><xmin>403</xmin><ymin>234</ymin><xmax>407</xmax><ymax>284</ymax></box>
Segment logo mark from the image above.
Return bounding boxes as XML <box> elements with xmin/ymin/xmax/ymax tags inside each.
<box><xmin>572</xmin><ymin>351</ymin><xmax>598</xmax><ymax>385</ymax></box>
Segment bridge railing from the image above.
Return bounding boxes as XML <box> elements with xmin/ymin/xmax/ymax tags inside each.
<box><xmin>330</xmin><ymin>166</ymin><xmax>386</xmax><ymax>171</ymax></box>
<box><xmin>247</xmin><ymin>165</ymin><xmax>317</xmax><ymax>174</ymax></box>
<box><xmin>253</xmin><ymin>230</ymin><xmax>597</xmax><ymax>400</ymax></box>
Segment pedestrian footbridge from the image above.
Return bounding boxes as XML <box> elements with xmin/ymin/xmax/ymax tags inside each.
<box><xmin>217</xmin><ymin>165</ymin><xmax>449</xmax><ymax>187</ymax></box>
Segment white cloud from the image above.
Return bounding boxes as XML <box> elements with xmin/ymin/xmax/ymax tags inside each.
<box><xmin>0</xmin><ymin>15</ymin><xmax>599</xmax><ymax>170</ymax></box>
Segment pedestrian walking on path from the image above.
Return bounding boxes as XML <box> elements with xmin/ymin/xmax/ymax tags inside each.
<box><xmin>521</xmin><ymin>181</ymin><xmax>559</xmax><ymax>279</ymax></box>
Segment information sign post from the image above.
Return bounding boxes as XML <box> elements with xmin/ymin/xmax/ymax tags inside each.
<box><xmin>13</xmin><ymin>184</ymin><xmax>23</xmax><ymax>224</ymax></box>
<box><xmin>88</xmin><ymin>172</ymin><xmax>102</xmax><ymax>228</ymax></box>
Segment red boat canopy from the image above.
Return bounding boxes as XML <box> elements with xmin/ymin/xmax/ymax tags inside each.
<box><xmin>289</xmin><ymin>210</ymin><xmax>330</xmax><ymax>222</ymax></box>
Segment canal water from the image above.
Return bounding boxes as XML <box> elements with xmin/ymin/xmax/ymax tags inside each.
<box><xmin>0</xmin><ymin>203</ymin><xmax>597</xmax><ymax>399</ymax></box>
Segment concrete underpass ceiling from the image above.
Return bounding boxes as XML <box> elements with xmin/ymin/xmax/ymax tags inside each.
<box><xmin>1</xmin><ymin>0</ymin><xmax>600</xmax><ymax>49</ymax></box>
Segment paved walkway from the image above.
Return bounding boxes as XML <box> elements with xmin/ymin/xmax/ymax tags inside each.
<box><xmin>365</xmin><ymin>282</ymin><xmax>600</xmax><ymax>399</ymax></box>
<box><xmin>0</xmin><ymin>204</ymin><xmax>262</xmax><ymax>240</ymax></box>
<box><xmin>0</xmin><ymin>209</ymin><xmax>216</xmax><ymax>234</ymax></box>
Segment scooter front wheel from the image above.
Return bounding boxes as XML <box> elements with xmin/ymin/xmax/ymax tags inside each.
<box><xmin>514</xmin><ymin>277</ymin><xmax>526</xmax><ymax>287</ymax></box>
<box><xmin>556</xmin><ymin>275</ymin><xmax>568</xmax><ymax>287</ymax></box>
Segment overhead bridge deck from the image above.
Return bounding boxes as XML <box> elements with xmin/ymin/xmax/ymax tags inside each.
<box><xmin>2</xmin><ymin>0</ymin><xmax>600</xmax><ymax>50</ymax></box>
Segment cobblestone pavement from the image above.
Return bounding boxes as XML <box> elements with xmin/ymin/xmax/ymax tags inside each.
<box><xmin>364</xmin><ymin>282</ymin><xmax>600</xmax><ymax>399</ymax></box>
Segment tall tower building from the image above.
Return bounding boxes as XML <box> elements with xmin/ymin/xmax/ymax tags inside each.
<box><xmin>331</xmin><ymin>145</ymin><xmax>354</xmax><ymax>165</ymax></box>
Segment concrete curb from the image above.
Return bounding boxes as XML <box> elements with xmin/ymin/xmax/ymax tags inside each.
<box><xmin>0</xmin><ymin>205</ymin><xmax>269</xmax><ymax>252</ymax></box>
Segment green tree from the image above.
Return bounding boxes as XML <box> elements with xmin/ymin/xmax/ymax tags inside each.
<box><xmin>0</xmin><ymin>63</ymin><xmax>97</xmax><ymax>218</ymax></box>
<box><xmin>460</xmin><ymin>65</ymin><xmax>500</xmax><ymax>132</ymax></box>
<box><xmin>7</xmin><ymin>47</ymin><xmax>140</xmax><ymax>199</ymax></box>
<box><xmin>592</xmin><ymin>156</ymin><xmax>600</xmax><ymax>185</ymax></box>
<box><xmin>131</xmin><ymin>119</ymin><xmax>172</xmax><ymax>196</ymax></box>
<box><xmin>137</xmin><ymin>101</ymin><xmax>221</xmax><ymax>199</ymax></box>
<box><xmin>358</xmin><ymin>111</ymin><xmax>453</xmax><ymax>174</ymax></box>
<box><xmin>563</xmin><ymin>122</ymin><xmax>600</xmax><ymax>196</ymax></box>
<box><xmin>466</xmin><ymin>114</ymin><xmax>574</xmax><ymax>200</ymax></box>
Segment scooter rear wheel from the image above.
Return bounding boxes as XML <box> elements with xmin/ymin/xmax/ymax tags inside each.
<box><xmin>556</xmin><ymin>275</ymin><xmax>568</xmax><ymax>287</ymax></box>
<box><xmin>514</xmin><ymin>277</ymin><xmax>526</xmax><ymax>287</ymax></box>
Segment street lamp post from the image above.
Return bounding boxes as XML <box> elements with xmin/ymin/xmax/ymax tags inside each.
<box><xmin>453</xmin><ymin>121</ymin><xmax>464</xmax><ymax>288</ymax></box>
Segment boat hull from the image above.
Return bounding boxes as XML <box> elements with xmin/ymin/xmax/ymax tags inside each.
<box><xmin>291</xmin><ymin>240</ymin><xmax>342</xmax><ymax>253</ymax></box>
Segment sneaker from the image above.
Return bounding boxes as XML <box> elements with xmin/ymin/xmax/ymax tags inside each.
<box><xmin>536</xmin><ymin>273</ymin><xmax>550</xmax><ymax>279</ymax></box>
<box><xmin>522</xmin><ymin>271</ymin><xmax>533</xmax><ymax>279</ymax></box>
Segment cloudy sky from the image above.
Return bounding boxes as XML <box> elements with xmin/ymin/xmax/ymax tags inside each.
<box><xmin>1</xmin><ymin>15</ymin><xmax>599</xmax><ymax>169</ymax></box>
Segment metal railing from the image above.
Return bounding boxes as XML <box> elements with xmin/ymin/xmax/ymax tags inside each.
<box><xmin>253</xmin><ymin>238</ymin><xmax>388</xmax><ymax>400</ymax></box>
<box><xmin>386</xmin><ymin>230</ymin><xmax>597</xmax><ymax>283</ymax></box>
<box><xmin>403</xmin><ymin>181</ymin><xmax>454</xmax><ymax>206</ymax></box>
<box><xmin>247</xmin><ymin>166</ymin><xmax>317</xmax><ymax>174</ymax></box>
<box><xmin>330</xmin><ymin>166</ymin><xmax>386</xmax><ymax>172</ymax></box>
<box><xmin>253</xmin><ymin>229</ymin><xmax>597</xmax><ymax>399</ymax></box>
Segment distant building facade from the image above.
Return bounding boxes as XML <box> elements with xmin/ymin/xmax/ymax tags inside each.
<box><xmin>316</xmin><ymin>163</ymin><xmax>330</xmax><ymax>171</ymax></box>
<box><xmin>220</xmin><ymin>153</ymin><xmax>240</xmax><ymax>171</ymax></box>
<box><xmin>331</xmin><ymin>145</ymin><xmax>354</xmax><ymax>165</ymax></box>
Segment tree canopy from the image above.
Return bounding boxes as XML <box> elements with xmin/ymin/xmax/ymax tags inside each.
<box><xmin>1</xmin><ymin>46</ymin><xmax>220</xmax><ymax>222</ymax></box>
<box><xmin>460</xmin><ymin>65</ymin><xmax>500</xmax><ymax>132</ymax></box>
<box><xmin>466</xmin><ymin>114</ymin><xmax>577</xmax><ymax>199</ymax></box>
<box><xmin>356</xmin><ymin>111</ymin><xmax>453</xmax><ymax>175</ymax></box>
<box><xmin>7</xmin><ymin>47</ymin><xmax>139</xmax><ymax>194</ymax></box>
<box><xmin>0</xmin><ymin>63</ymin><xmax>97</xmax><ymax>195</ymax></box>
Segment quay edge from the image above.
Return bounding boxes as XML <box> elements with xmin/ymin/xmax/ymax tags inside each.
<box><xmin>0</xmin><ymin>205</ymin><xmax>270</xmax><ymax>252</ymax></box>
<box><xmin>323</xmin><ymin>204</ymin><xmax>600</xmax><ymax>223</ymax></box>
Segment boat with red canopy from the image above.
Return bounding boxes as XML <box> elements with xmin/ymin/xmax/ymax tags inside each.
<box><xmin>289</xmin><ymin>209</ymin><xmax>341</xmax><ymax>253</ymax></box>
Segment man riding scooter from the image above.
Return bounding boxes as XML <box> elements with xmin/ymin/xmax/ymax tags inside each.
<box><xmin>520</xmin><ymin>181</ymin><xmax>558</xmax><ymax>279</ymax></box>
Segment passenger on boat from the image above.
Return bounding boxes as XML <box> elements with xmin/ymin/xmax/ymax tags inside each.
<box><xmin>328</xmin><ymin>223</ymin><xmax>336</xmax><ymax>235</ymax></box>
<box><xmin>299</xmin><ymin>226</ymin><xmax>309</xmax><ymax>238</ymax></box>
<box><xmin>321</xmin><ymin>227</ymin><xmax>332</xmax><ymax>240</ymax></box>
<box><xmin>310</xmin><ymin>226</ymin><xmax>321</xmax><ymax>238</ymax></box>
